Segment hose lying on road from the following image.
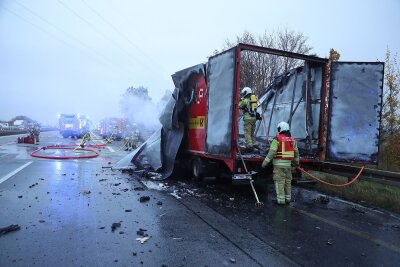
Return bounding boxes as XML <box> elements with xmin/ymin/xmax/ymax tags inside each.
<box><xmin>30</xmin><ymin>145</ymin><xmax>99</xmax><ymax>159</ymax></box>
<box><xmin>296</xmin><ymin>166</ymin><xmax>365</xmax><ymax>187</ymax></box>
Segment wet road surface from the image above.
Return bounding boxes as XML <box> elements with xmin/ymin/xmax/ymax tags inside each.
<box><xmin>1</xmin><ymin>132</ymin><xmax>400</xmax><ymax>266</ymax></box>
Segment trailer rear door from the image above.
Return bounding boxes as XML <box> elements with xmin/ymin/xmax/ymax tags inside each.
<box><xmin>326</xmin><ymin>62</ymin><xmax>384</xmax><ymax>164</ymax></box>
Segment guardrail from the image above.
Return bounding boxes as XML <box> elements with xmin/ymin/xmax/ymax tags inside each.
<box><xmin>0</xmin><ymin>128</ymin><xmax>57</xmax><ymax>136</ymax></box>
<box><xmin>318</xmin><ymin>162</ymin><xmax>400</xmax><ymax>186</ymax></box>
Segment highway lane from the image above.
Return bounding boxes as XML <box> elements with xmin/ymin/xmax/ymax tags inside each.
<box><xmin>0</xmin><ymin>131</ymin><xmax>292</xmax><ymax>266</ymax></box>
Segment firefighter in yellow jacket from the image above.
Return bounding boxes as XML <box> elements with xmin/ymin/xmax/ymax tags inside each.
<box><xmin>239</xmin><ymin>87</ymin><xmax>259</xmax><ymax>151</ymax></box>
<box><xmin>261</xmin><ymin>121</ymin><xmax>299</xmax><ymax>205</ymax></box>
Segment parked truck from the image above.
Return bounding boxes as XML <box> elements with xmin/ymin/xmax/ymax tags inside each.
<box><xmin>58</xmin><ymin>114</ymin><xmax>79</xmax><ymax>138</ymax></box>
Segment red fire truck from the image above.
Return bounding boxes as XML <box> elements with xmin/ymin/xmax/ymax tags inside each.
<box><xmin>99</xmin><ymin>117</ymin><xmax>126</xmax><ymax>140</ymax></box>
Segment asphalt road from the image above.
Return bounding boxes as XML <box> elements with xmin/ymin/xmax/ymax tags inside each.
<box><xmin>0</xmin><ymin>131</ymin><xmax>399</xmax><ymax>266</ymax></box>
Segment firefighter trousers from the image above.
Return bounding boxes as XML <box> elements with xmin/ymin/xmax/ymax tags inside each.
<box><xmin>273</xmin><ymin>166</ymin><xmax>292</xmax><ymax>204</ymax></box>
<box><xmin>243</xmin><ymin>118</ymin><xmax>256</xmax><ymax>148</ymax></box>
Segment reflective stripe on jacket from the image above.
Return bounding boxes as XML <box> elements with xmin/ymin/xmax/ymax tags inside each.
<box><xmin>275</xmin><ymin>134</ymin><xmax>295</xmax><ymax>160</ymax></box>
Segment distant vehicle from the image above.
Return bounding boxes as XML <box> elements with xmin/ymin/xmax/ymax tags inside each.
<box><xmin>77</xmin><ymin>115</ymin><xmax>91</xmax><ymax>137</ymax></box>
<box><xmin>58</xmin><ymin>114</ymin><xmax>92</xmax><ymax>138</ymax></box>
<box><xmin>99</xmin><ymin>117</ymin><xmax>126</xmax><ymax>140</ymax></box>
<box><xmin>58</xmin><ymin>114</ymin><xmax>80</xmax><ymax>138</ymax></box>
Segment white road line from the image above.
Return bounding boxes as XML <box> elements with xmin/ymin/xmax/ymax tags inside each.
<box><xmin>0</xmin><ymin>161</ymin><xmax>33</xmax><ymax>185</ymax></box>
<box><xmin>108</xmin><ymin>146</ymin><xmax>115</xmax><ymax>153</ymax></box>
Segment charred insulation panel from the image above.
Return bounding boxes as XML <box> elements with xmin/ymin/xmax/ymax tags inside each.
<box><xmin>206</xmin><ymin>48</ymin><xmax>236</xmax><ymax>157</ymax></box>
<box><xmin>259</xmin><ymin>62</ymin><xmax>324</xmax><ymax>156</ymax></box>
<box><xmin>327</xmin><ymin>62</ymin><xmax>384</xmax><ymax>164</ymax></box>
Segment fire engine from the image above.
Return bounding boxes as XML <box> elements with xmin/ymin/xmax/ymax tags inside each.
<box><xmin>58</xmin><ymin>114</ymin><xmax>90</xmax><ymax>138</ymax></box>
<box><xmin>99</xmin><ymin>117</ymin><xmax>126</xmax><ymax>140</ymax></box>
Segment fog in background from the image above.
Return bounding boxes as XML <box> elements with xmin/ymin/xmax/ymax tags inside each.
<box><xmin>0</xmin><ymin>0</ymin><xmax>399</xmax><ymax>126</ymax></box>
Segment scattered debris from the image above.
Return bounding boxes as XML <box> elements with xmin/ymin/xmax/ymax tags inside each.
<box><xmin>114</xmin><ymin>183</ymin><xmax>121</xmax><ymax>186</ymax></box>
<box><xmin>145</xmin><ymin>171</ymin><xmax>163</xmax><ymax>180</ymax></box>
<box><xmin>157</xmin><ymin>201</ymin><xmax>163</xmax><ymax>206</ymax></box>
<box><xmin>82</xmin><ymin>190</ymin><xmax>91</xmax><ymax>195</ymax></box>
<box><xmin>125</xmin><ymin>209</ymin><xmax>132</xmax><ymax>212</ymax></box>
<box><xmin>392</xmin><ymin>224</ymin><xmax>400</xmax><ymax>230</ymax></box>
<box><xmin>98</xmin><ymin>179</ymin><xmax>107</xmax><ymax>182</ymax></box>
<box><xmin>99</xmin><ymin>226</ymin><xmax>105</xmax><ymax>229</ymax></box>
<box><xmin>39</xmin><ymin>220</ymin><xmax>45</xmax><ymax>223</ymax></box>
<box><xmin>314</xmin><ymin>195</ymin><xmax>330</xmax><ymax>204</ymax></box>
<box><xmin>136</xmin><ymin>229</ymin><xmax>148</xmax><ymax>236</ymax></box>
<box><xmin>172</xmin><ymin>237</ymin><xmax>183</xmax><ymax>241</ymax></box>
<box><xmin>29</xmin><ymin>183</ymin><xmax>39</xmax><ymax>188</ymax></box>
<box><xmin>119</xmin><ymin>231</ymin><xmax>124</xmax><ymax>234</ymax></box>
<box><xmin>139</xmin><ymin>196</ymin><xmax>150</xmax><ymax>203</ymax></box>
<box><xmin>136</xmin><ymin>236</ymin><xmax>150</xmax><ymax>244</ymax></box>
<box><xmin>102</xmin><ymin>166</ymin><xmax>112</xmax><ymax>169</ymax></box>
<box><xmin>132</xmin><ymin>252</ymin><xmax>137</xmax><ymax>256</ymax></box>
<box><xmin>326</xmin><ymin>239</ymin><xmax>333</xmax><ymax>246</ymax></box>
<box><xmin>351</xmin><ymin>206</ymin><xmax>365</xmax><ymax>214</ymax></box>
<box><xmin>0</xmin><ymin>224</ymin><xmax>21</xmax><ymax>236</ymax></box>
<box><xmin>112</xmin><ymin>193</ymin><xmax>121</xmax><ymax>195</ymax></box>
<box><xmin>134</xmin><ymin>186</ymin><xmax>145</xmax><ymax>191</ymax></box>
<box><xmin>39</xmin><ymin>178</ymin><xmax>45</xmax><ymax>180</ymax></box>
<box><xmin>170</xmin><ymin>191</ymin><xmax>181</xmax><ymax>199</ymax></box>
<box><xmin>230</xmin><ymin>258</ymin><xmax>236</xmax><ymax>263</ymax></box>
<box><xmin>229</xmin><ymin>198</ymin><xmax>235</xmax><ymax>201</ymax></box>
<box><xmin>17</xmin><ymin>195</ymin><xmax>22</xmax><ymax>198</ymax></box>
<box><xmin>111</xmin><ymin>222</ymin><xmax>121</xmax><ymax>232</ymax></box>
<box><xmin>121</xmin><ymin>188</ymin><xmax>129</xmax><ymax>192</ymax></box>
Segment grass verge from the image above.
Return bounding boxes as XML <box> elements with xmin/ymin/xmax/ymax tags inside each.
<box><xmin>300</xmin><ymin>170</ymin><xmax>400</xmax><ymax>213</ymax></box>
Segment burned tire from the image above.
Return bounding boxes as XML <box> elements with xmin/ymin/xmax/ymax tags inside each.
<box><xmin>191</xmin><ymin>157</ymin><xmax>204</xmax><ymax>180</ymax></box>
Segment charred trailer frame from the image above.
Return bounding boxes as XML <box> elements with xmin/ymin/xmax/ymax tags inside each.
<box><xmin>173</xmin><ymin>43</ymin><xmax>384</xmax><ymax>181</ymax></box>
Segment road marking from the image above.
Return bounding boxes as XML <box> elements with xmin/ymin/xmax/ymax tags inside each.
<box><xmin>0</xmin><ymin>161</ymin><xmax>33</xmax><ymax>185</ymax></box>
<box><xmin>0</xmin><ymin>141</ymin><xmax>16</xmax><ymax>147</ymax></box>
<box><xmin>107</xmin><ymin>146</ymin><xmax>115</xmax><ymax>152</ymax></box>
<box><xmin>296</xmin><ymin>208</ymin><xmax>400</xmax><ymax>254</ymax></box>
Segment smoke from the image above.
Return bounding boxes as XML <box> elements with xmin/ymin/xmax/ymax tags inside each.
<box><xmin>119</xmin><ymin>89</ymin><xmax>172</xmax><ymax>132</ymax></box>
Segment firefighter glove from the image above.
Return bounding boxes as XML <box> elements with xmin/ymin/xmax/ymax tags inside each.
<box><xmin>261</xmin><ymin>158</ymin><xmax>270</xmax><ymax>168</ymax></box>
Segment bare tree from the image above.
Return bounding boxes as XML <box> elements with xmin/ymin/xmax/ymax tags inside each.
<box><xmin>222</xmin><ymin>28</ymin><xmax>313</xmax><ymax>96</ymax></box>
<box><xmin>382</xmin><ymin>48</ymin><xmax>400</xmax><ymax>136</ymax></box>
<box><xmin>379</xmin><ymin>48</ymin><xmax>400</xmax><ymax>171</ymax></box>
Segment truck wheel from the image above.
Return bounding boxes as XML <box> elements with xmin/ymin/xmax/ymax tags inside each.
<box><xmin>191</xmin><ymin>157</ymin><xmax>204</xmax><ymax>180</ymax></box>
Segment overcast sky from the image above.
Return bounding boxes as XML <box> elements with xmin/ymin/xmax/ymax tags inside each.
<box><xmin>0</xmin><ymin>0</ymin><xmax>399</xmax><ymax>125</ymax></box>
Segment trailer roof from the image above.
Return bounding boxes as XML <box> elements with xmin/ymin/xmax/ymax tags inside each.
<box><xmin>237</xmin><ymin>43</ymin><xmax>329</xmax><ymax>64</ymax></box>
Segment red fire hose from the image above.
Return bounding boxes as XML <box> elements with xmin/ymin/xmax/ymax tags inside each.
<box><xmin>30</xmin><ymin>145</ymin><xmax>100</xmax><ymax>160</ymax></box>
<box><xmin>296</xmin><ymin>166</ymin><xmax>365</xmax><ymax>187</ymax></box>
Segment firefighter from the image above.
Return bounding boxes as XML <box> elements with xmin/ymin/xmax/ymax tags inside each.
<box><xmin>239</xmin><ymin>87</ymin><xmax>260</xmax><ymax>151</ymax></box>
<box><xmin>30</xmin><ymin>124</ymin><xmax>40</xmax><ymax>144</ymax></box>
<box><xmin>261</xmin><ymin>121</ymin><xmax>299</xmax><ymax>205</ymax></box>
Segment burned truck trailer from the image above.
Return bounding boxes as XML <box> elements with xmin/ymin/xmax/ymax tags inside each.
<box><xmin>120</xmin><ymin>43</ymin><xmax>383</xmax><ymax>181</ymax></box>
<box><xmin>170</xmin><ymin>43</ymin><xmax>384</xmax><ymax>181</ymax></box>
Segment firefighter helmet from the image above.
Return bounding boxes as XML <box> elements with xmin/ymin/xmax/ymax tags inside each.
<box><xmin>277</xmin><ymin>121</ymin><xmax>290</xmax><ymax>133</ymax></box>
<box><xmin>241</xmin><ymin>87</ymin><xmax>252</xmax><ymax>97</ymax></box>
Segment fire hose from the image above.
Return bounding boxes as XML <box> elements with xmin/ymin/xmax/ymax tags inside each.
<box><xmin>296</xmin><ymin>166</ymin><xmax>365</xmax><ymax>187</ymax></box>
<box><xmin>30</xmin><ymin>145</ymin><xmax>99</xmax><ymax>159</ymax></box>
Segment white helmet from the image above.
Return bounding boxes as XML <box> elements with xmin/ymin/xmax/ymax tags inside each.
<box><xmin>277</xmin><ymin>121</ymin><xmax>290</xmax><ymax>133</ymax></box>
<box><xmin>241</xmin><ymin>87</ymin><xmax>252</xmax><ymax>96</ymax></box>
